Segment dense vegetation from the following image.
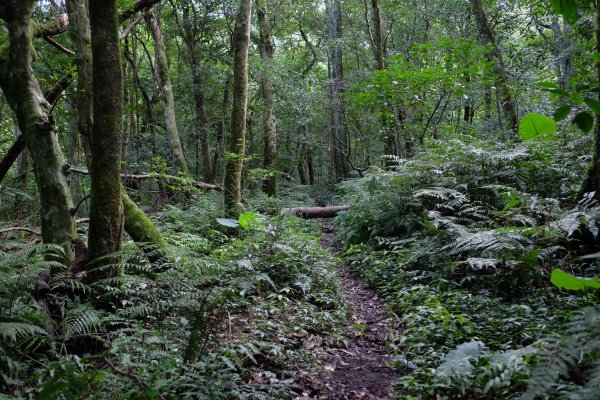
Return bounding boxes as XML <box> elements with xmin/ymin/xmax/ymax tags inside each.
<box><xmin>0</xmin><ymin>0</ymin><xmax>599</xmax><ymax>398</ymax></box>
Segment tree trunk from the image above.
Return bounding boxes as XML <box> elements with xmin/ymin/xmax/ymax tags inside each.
<box><xmin>256</xmin><ymin>0</ymin><xmax>278</xmax><ymax>197</ymax></box>
<box><xmin>370</xmin><ymin>0</ymin><xmax>387</xmax><ymax>70</ymax></box>
<box><xmin>70</xmin><ymin>0</ymin><xmax>167</xmax><ymax>248</ymax></box>
<box><xmin>223</xmin><ymin>0</ymin><xmax>252</xmax><ymax>213</ymax></box>
<box><xmin>181</xmin><ymin>2</ymin><xmax>214</xmax><ymax>183</ymax></box>
<box><xmin>13</xmin><ymin>123</ymin><xmax>29</xmax><ymax>221</ymax></box>
<box><xmin>579</xmin><ymin>0</ymin><xmax>600</xmax><ymax>199</ymax></box>
<box><xmin>283</xmin><ymin>206</ymin><xmax>349</xmax><ymax>219</ymax></box>
<box><xmin>146</xmin><ymin>8</ymin><xmax>189</xmax><ymax>176</ymax></box>
<box><xmin>0</xmin><ymin>0</ymin><xmax>77</xmax><ymax>263</ymax></box>
<box><xmin>326</xmin><ymin>0</ymin><xmax>350</xmax><ymax>180</ymax></box>
<box><xmin>471</xmin><ymin>0</ymin><xmax>518</xmax><ymax>134</ymax></box>
<box><xmin>298</xmin><ymin>143</ymin><xmax>308</xmax><ymax>185</ymax></box>
<box><xmin>66</xmin><ymin>0</ymin><xmax>93</xmax><ymax>168</ymax></box>
<box><xmin>213</xmin><ymin>76</ymin><xmax>231</xmax><ymax>183</ymax></box>
<box><xmin>88</xmin><ymin>0</ymin><xmax>124</xmax><ymax>262</ymax></box>
<box><xmin>122</xmin><ymin>193</ymin><xmax>167</xmax><ymax>246</ymax></box>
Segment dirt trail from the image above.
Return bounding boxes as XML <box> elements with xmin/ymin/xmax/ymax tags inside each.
<box><xmin>307</xmin><ymin>220</ymin><xmax>399</xmax><ymax>399</ymax></box>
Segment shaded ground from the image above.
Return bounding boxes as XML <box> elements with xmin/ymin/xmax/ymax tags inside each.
<box><xmin>299</xmin><ymin>221</ymin><xmax>399</xmax><ymax>399</ymax></box>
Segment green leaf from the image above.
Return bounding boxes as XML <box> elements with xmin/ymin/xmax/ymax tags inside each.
<box><xmin>238</xmin><ymin>212</ymin><xmax>256</xmax><ymax>230</ymax></box>
<box><xmin>569</xmin><ymin>91</ymin><xmax>584</xmax><ymax>105</ymax></box>
<box><xmin>216</xmin><ymin>218</ymin><xmax>240</xmax><ymax>228</ymax></box>
<box><xmin>585</xmin><ymin>98</ymin><xmax>600</xmax><ymax>114</ymax></box>
<box><xmin>536</xmin><ymin>81</ymin><xmax>569</xmax><ymax>97</ymax></box>
<box><xmin>593</xmin><ymin>53</ymin><xmax>600</xmax><ymax>63</ymax></box>
<box><xmin>550</xmin><ymin>0</ymin><xmax>580</xmax><ymax>24</ymax></box>
<box><xmin>536</xmin><ymin>81</ymin><xmax>559</xmax><ymax>90</ymax></box>
<box><xmin>572</xmin><ymin>111</ymin><xmax>594</xmax><ymax>132</ymax></box>
<box><xmin>518</xmin><ymin>113</ymin><xmax>557</xmax><ymax>141</ymax></box>
<box><xmin>550</xmin><ymin>268</ymin><xmax>600</xmax><ymax>291</ymax></box>
<box><xmin>553</xmin><ymin>105</ymin><xmax>571</xmax><ymax>122</ymax></box>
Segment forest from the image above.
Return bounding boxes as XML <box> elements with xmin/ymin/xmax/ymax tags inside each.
<box><xmin>0</xmin><ymin>0</ymin><xmax>599</xmax><ymax>398</ymax></box>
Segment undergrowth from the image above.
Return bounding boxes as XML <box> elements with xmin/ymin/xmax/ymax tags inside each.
<box><xmin>0</xmin><ymin>209</ymin><xmax>345</xmax><ymax>399</ymax></box>
<box><xmin>334</xmin><ymin>135</ymin><xmax>600</xmax><ymax>399</ymax></box>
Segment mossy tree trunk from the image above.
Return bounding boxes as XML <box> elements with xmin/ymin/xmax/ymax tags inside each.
<box><xmin>256</xmin><ymin>0</ymin><xmax>277</xmax><ymax>197</ymax></box>
<box><xmin>223</xmin><ymin>0</ymin><xmax>252</xmax><ymax>213</ymax></box>
<box><xmin>0</xmin><ymin>0</ymin><xmax>77</xmax><ymax>263</ymax></box>
<box><xmin>147</xmin><ymin>8</ymin><xmax>189</xmax><ymax>176</ymax></box>
<box><xmin>68</xmin><ymin>0</ymin><xmax>167</xmax><ymax>250</ymax></box>
<box><xmin>88</xmin><ymin>0</ymin><xmax>124</xmax><ymax>262</ymax></box>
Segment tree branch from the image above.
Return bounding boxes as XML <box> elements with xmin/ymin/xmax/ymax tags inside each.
<box><xmin>42</xmin><ymin>35</ymin><xmax>75</xmax><ymax>55</ymax></box>
<box><xmin>68</xmin><ymin>168</ymin><xmax>223</xmax><ymax>191</ymax></box>
<box><xmin>0</xmin><ymin>72</ymin><xmax>75</xmax><ymax>183</ymax></box>
<box><xmin>120</xmin><ymin>0</ymin><xmax>163</xmax><ymax>22</ymax></box>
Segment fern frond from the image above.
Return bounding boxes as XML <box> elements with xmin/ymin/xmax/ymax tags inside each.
<box><xmin>0</xmin><ymin>322</ymin><xmax>47</xmax><ymax>343</ymax></box>
<box><xmin>62</xmin><ymin>304</ymin><xmax>104</xmax><ymax>339</ymax></box>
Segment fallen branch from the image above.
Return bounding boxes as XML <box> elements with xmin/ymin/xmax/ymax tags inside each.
<box><xmin>0</xmin><ymin>227</ymin><xmax>41</xmax><ymax>236</ymax></box>
<box><xmin>68</xmin><ymin>168</ymin><xmax>222</xmax><ymax>192</ymax></box>
<box><xmin>283</xmin><ymin>206</ymin><xmax>349</xmax><ymax>219</ymax></box>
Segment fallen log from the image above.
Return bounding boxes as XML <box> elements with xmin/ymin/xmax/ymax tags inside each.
<box><xmin>283</xmin><ymin>206</ymin><xmax>349</xmax><ymax>219</ymax></box>
<box><xmin>68</xmin><ymin>168</ymin><xmax>222</xmax><ymax>192</ymax></box>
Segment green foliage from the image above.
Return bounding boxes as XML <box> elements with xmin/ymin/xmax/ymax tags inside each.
<box><xmin>334</xmin><ymin>135</ymin><xmax>599</xmax><ymax>398</ymax></box>
<box><xmin>0</xmin><ymin>213</ymin><xmax>344</xmax><ymax>398</ymax></box>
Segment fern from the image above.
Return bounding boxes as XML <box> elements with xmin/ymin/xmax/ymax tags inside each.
<box><xmin>446</xmin><ymin>229</ymin><xmax>529</xmax><ymax>258</ymax></box>
<box><xmin>521</xmin><ymin>307</ymin><xmax>600</xmax><ymax>400</ymax></box>
<box><xmin>61</xmin><ymin>304</ymin><xmax>104</xmax><ymax>340</ymax></box>
<box><xmin>0</xmin><ymin>322</ymin><xmax>48</xmax><ymax>342</ymax></box>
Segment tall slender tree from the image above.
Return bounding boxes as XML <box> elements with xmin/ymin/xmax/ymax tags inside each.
<box><xmin>179</xmin><ymin>0</ymin><xmax>214</xmax><ymax>182</ymax></box>
<box><xmin>223</xmin><ymin>0</ymin><xmax>253</xmax><ymax>212</ymax></box>
<box><xmin>326</xmin><ymin>0</ymin><xmax>349</xmax><ymax>180</ymax></box>
<box><xmin>256</xmin><ymin>0</ymin><xmax>278</xmax><ymax>197</ymax></box>
<box><xmin>471</xmin><ymin>0</ymin><xmax>518</xmax><ymax>134</ymax></box>
<box><xmin>88</xmin><ymin>0</ymin><xmax>124</xmax><ymax>262</ymax></box>
<box><xmin>147</xmin><ymin>7</ymin><xmax>189</xmax><ymax>176</ymax></box>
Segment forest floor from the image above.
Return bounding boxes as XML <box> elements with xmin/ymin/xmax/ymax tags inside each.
<box><xmin>300</xmin><ymin>220</ymin><xmax>399</xmax><ymax>399</ymax></box>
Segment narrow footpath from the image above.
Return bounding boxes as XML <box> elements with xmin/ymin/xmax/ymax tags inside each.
<box><xmin>307</xmin><ymin>220</ymin><xmax>400</xmax><ymax>399</ymax></box>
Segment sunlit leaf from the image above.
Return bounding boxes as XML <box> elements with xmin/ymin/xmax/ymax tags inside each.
<box><xmin>550</xmin><ymin>268</ymin><xmax>600</xmax><ymax>291</ymax></box>
<box><xmin>519</xmin><ymin>113</ymin><xmax>557</xmax><ymax>141</ymax></box>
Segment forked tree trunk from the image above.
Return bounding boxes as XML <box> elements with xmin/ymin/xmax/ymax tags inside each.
<box><xmin>69</xmin><ymin>0</ymin><xmax>168</xmax><ymax>249</ymax></box>
<box><xmin>0</xmin><ymin>0</ymin><xmax>77</xmax><ymax>263</ymax></box>
<box><xmin>88</xmin><ymin>0</ymin><xmax>124</xmax><ymax>262</ymax></box>
<box><xmin>223</xmin><ymin>0</ymin><xmax>252</xmax><ymax>213</ymax></box>
<box><xmin>471</xmin><ymin>0</ymin><xmax>518</xmax><ymax>134</ymax></box>
<box><xmin>256</xmin><ymin>0</ymin><xmax>278</xmax><ymax>197</ymax></box>
<box><xmin>147</xmin><ymin>8</ymin><xmax>189</xmax><ymax>176</ymax></box>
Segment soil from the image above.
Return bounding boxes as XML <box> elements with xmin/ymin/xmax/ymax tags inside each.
<box><xmin>299</xmin><ymin>220</ymin><xmax>399</xmax><ymax>399</ymax></box>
